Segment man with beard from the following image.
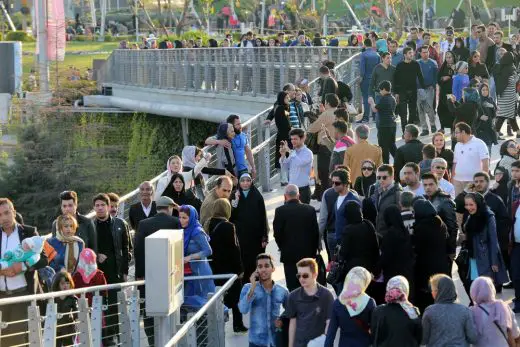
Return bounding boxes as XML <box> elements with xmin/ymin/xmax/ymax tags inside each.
<box><xmin>402</xmin><ymin>162</ymin><xmax>424</xmax><ymax>195</ymax></box>
<box><xmin>51</xmin><ymin>190</ymin><xmax>97</xmax><ymax>252</ymax></box>
<box><xmin>200</xmin><ymin>176</ymin><xmax>233</xmax><ymax>227</ymax></box>
<box><xmin>107</xmin><ymin>192</ymin><xmax>120</xmax><ymax>218</ymax></box>
<box><xmin>129</xmin><ymin>181</ymin><xmax>157</xmax><ymax>232</ymax></box>
<box><xmin>422</xmin><ymin>173</ymin><xmax>458</xmax><ymax>273</ymax></box>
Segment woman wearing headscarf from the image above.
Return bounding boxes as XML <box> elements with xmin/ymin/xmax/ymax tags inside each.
<box><xmin>461</xmin><ymin>193</ymin><xmax>509</xmax><ymax>293</ymax></box>
<box><xmin>452</xmin><ymin>37</ymin><xmax>470</xmax><ymax>63</ymax></box>
<box><xmin>230</xmin><ymin>173</ymin><xmax>269</xmax><ymax>282</ymax></box>
<box><xmin>491</xmin><ymin>166</ymin><xmax>510</xmax><ymax>205</ymax></box>
<box><xmin>371</xmin><ymin>276</ymin><xmax>422</xmax><ymax>347</ymax></box>
<box><xmin>379</xmin><ymin>205</ymin><xmax>415</xmax><ymax>295</ymax></box>
<box><xmin>447</xmin><ymin>87</ymin><xmax>480</xmax><ymax>140</ymax></box>
<box><xmin>452</xmin><ymin>61</ymin><xmax>470</xmax><ymax>102</ymax></box>
<box><xmin>179</xmin><ymin>205</ymin><xmax>216</xmax><ymax>307</ymax></box>
<box><xmin>45</xmin><ymin>213</ymin><xmax>85</xmax><ymax>273</ymax></box>
<box><xmin>206</xmin><ymin>198</ymin><xmax>246</xmax><ymax>333</ymax></box>
<box><xmin>494</xmin><ymin>52</ymin><xmax>519</xmax><ymax>137</ymax></box>
<box><xmin>214</xmin><ymin>123</ymin><xmax>236</xmax><ymax>174</ymax></box>
<box><xmin>274</xmin><ymin>91</ymin><xmax>292</xmax><ymax>185</ymax></box>
<box><xmin>412</xmin><ymin>199</ymin><xmax>449</xmax><ymax>313</ymax></box>
<box><xmin>470</xmin><ymin>276</ymin><xmax>520</xmax><ymax>347</ymax></box>
<box><xmin>497</xmin><ymin>139</ymin><xmax>519</xmax><ymax>176</ymax></box>
<box><xmin>161</xmin><ymin>173</ymin><xmax>202</xmax><ymax>217</ymax></box>
<box><xmin>325</xmin><ymin>267</ymin><xmax>375</xmax><ymax>347</ymax></box>
<box><xmin>475</xmin><ymin>83</ymin><xmax>498</xmax><ymax>153</ymax></box>
<box><xmin>422</xmin><ymin>274</ymin><xmax>478</xmax><ymax>347</ymax></box>
<box><xmin>437</xmin><ymin>51</ymin><xmax>457</xmax><ymax>134</ymax></box>
<box><xmin>353</xmin><ymin>160</ymin><xmax>376</xmax><ymax>198</ymax></box>
<box><xmin>340</xmin><ymin>201</ymin><xmax>379</xmax><ymax>276</ymax></box>
<box><xmin>468</xmin><ymin>50</ymin><xmax>489</xmax><ymax>81</ymax></box>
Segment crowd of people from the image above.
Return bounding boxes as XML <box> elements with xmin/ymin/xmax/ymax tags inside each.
<box><xmin>2</xmin><ymin>21</ymin><xmax>520</xmax><ymax>347</ymax></box>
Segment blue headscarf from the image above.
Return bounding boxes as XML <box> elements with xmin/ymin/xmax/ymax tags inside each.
<box><xmin>463</xmin><ymin>87</ymin><xmax>480</xmax><ymax>104</ymax></box>
<box><xmin>376</xmin><ymin>38</ymin><xmax>388</xmax><ymax>53</ymax></box>
<box><xmin>181</xmin><ymin>205</ymin><xmax>205</xmax><ymax>251</ymax></box>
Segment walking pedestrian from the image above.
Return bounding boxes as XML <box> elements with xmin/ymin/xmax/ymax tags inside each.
<box><xmin>437</xmin><ymin>51</ymin><xmax>457</xmax><ymax>134</ymax></box>
<box><xmin>370</xmin><ymin>80</ymin><xmax>397</xmax><ymax>163</ymax></box>
<box><xmin>417</xmin><ymin>45</ymin><xmax>439</xmax><ymax>136</ymax></box>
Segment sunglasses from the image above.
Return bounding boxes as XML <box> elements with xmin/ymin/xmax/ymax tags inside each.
<box><xmin>332</xmin><ymin>181</ymin><xmax>343</xmax><ymax>186</ymax></box>
<box><xmin>434</xmin><ymin>166</ymin><xmax>446</xmax><ymax>170</ymax></box>
<box><xmin>296</xmin><ymin>273</ymin><xmax>310</xmax><ymax>279</ymax></box>
<box><xmin>362</xmin><ymin>167</ymin><xmax>374</xmax><ymax>171</ymax></box>
<box><xmin>376</xmin><ymin>175</ymin><xmax>388</xmax><ymax>180</ymax></box>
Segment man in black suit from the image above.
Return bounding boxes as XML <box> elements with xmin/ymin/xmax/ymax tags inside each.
<box><xmin>0</xmin><ymin>198</ymin><xmax>48</xmax><ymax>345</ymax></box>
<box><xmin>129</xmin><ymin>181</ymin><xmax>157</xmax><ymax>231</ymax></box>
<box><xmin>394</xmin><ymin>124</ymin><xmax>425</xmax><ymax>182</ymax></box>
<box><xmin>486</xmin><ymin>30</ymin><xmax>513</xmax><ymax>70</ymax></box>
<box><xmin>134</xmin><ymin>196</ymin><xmax>181</xmax><ymax>346</ymax></box>
<box><xmin>273</xmin><ymin>185</ymin><xmax>320</xmax><ymax>291</ymax></box>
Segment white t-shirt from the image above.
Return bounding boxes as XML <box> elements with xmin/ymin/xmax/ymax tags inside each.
<box><xmin>0</xmin><ymin>226</ymin><xmax>28</xmax><ymax>291</ymax></box>
<box><xmin>336</xmin><ymin>195</ymin><xmax>347</xmax><ymax>210</ymax></box>
<box><xmin>439</xmin><ymin>178</ymin><xmax>455</xmax><ymax>199</ymax></box>
<box><xmin>404</xmin><ymin>184</ymin><xmax>425</xmax><ymax>196</ymax></box>
<box><xmin>453</xmin><ymin>136</ymin><xmax>489</xmax><ymax>181</ymax></box>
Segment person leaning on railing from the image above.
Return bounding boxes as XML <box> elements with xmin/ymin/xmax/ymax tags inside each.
<box><xmin>0</xmin><ymin>198</ymin><xmax>49</xmax><ymax>346</ymax></box>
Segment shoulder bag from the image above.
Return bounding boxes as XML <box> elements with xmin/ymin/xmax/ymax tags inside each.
<box><xmin>478</xmin><ymin>305</ymin><xmax>517</xmax><ymax>347</ymax></box>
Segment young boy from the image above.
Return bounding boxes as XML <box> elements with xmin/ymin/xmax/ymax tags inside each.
<box><xmin>370</xmin><ymin>80</ymin><xmax>397</xmax><ymax>163</ymax></box>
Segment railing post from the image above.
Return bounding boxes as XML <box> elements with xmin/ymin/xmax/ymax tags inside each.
<box><xmin>90</xmin><ymin>293</ymin><xmax>103</xmax><ymax>346</ymax></box>
<box><xmin>154</xmin><ymin>313</ymin><xmax>173</xmax><ymax>347</ymax></box>
<box><xmin>262</xmin><ymin>124</ymin><xmax>272</xmax><ymax>192</ymax></box>
<box><xmin>178</xmin><ymin>312</ymin><xmax>197</xmax><ymax>347</ymax></box>
<box><xmin>77</xmin><ymin>296</ymin><xmax>93</xmax><ymax>347</ymax></box>
<box><xmin>27</xmin><ymin>302</ymin><xmax>42</xmax><ymax>347</ymax></box>
<box><xmin>42</xmin><ymin>300</ymin><xmax>57</xmax><ymax>347</ymax></box>
<box><xmin>128</xmin><ymin>288</ymin><xmax>141</xmax><ymax>347</ymax></box>
<box><xmin>117</xmin><ymin>290</ymin><xmax>131</xmax><ymax>346</ymax></box>
<box><xmin>117</xmin><ymin>201</ymin><xmax>125</xmax><ymax>220</ymax></box>
<box><xmin>206</xmin><ymin>291</ymin><xmax>225</xmax><ymax>347</ymax></box>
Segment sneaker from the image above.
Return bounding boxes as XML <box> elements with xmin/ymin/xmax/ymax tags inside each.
<box><xmin>431</xmin><ymin>126</ymin><xmax>437</xmax><ymax>133</ymax></box>
<box><xmin>420</xmin><ymin>130</ymin><xmax>429</xmax><ymax>136</ymax></box>
<box><xmin>356</xmin><ymin>118</ymin><xmax>368</xmax><ymax>124</ymax></box>
<box><xmin>504</xmin><ymin>282</ymin><xmax>514</xmax><ymax>289</ymax></box>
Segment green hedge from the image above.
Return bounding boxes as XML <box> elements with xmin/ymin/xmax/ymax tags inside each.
<box><xmin>5</xmin><ymin>31</ymin><xmax>34</xmax><ymax>42</ymax></box>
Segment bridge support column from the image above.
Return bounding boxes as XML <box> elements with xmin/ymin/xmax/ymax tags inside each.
<box><xmin>181</xmin><ymin>118</ymin><xmax>190</xmax><ymax>147</ymax></box>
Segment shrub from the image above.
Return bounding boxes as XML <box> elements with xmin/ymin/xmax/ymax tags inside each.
<box><xmin>5</xmin><ymin>31</ymin><xmax>34</xmax><ymax>42</ymax></box>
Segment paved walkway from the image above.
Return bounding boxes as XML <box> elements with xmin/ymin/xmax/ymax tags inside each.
<box><xmin>224</xmin><ymin>120</ymin><xmax>515</xmax><ymax>346</ymax></box>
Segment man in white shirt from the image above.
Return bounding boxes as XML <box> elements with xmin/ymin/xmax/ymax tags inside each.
<box><xmin>440</xmin><ymin>28</ymin><xmax>456</xmax><ymax>60</ymax></box>
<box><xmin>452</xmin><ymin>122</ymin><xmax>490</xmax><ymax>195</ymax></box>
<box><xmin>0</xmin><ymin>198</ymin><xmax>47</xmax><ymax>345</ymax></box>
<box><xmin>431</xmin><ymin>158</ymin><xmax>455</xmax><ymax>198</ymax></box>
<box><xmin>402</xmin><ymin>162</ymin><xmax>425</xmax><ymax>195</ymax></box>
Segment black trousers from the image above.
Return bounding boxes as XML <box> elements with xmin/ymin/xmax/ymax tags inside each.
<box><xmin>283</xmin><ymin>262</ymin><xmax>300</xmax><ymax>292</ymax></box>
<box><xmin>398</xmin><ymin>90</ymin><xmax>418</xmax><ymax>132</ymax></box>
<box><xmin>317</xmin><ymin>145</ymin><xmax>332</xmax><ymax>194</ymax></box>
<box><xmin>0</xmin><ymin>289</ymin><xmax>30</xmax><ymax>346</ymax></box>
<box><xmin>377</xmin><ymin>126</ymin><xmax>397</xmax><ymax>163</ymax></box>
<box><xmin>495</xmin><ymin>117</ymin><xmax>520</xmax><ymax>132</ymax></box>
<box><xmin>103</xmin><ymin>287</ymin><xmax>121</xmax><ymax>346</ymax></box>
<box><xmin>299</xmin><ymin>186</ymin><xmax>311</xmax><ymax>204</ymax></box>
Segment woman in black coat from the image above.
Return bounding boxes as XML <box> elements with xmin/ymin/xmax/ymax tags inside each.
<box><xmin>230</xmin><ymin>173</ymin><xmax>269</xmax><ymax>282</ymax></box>
<box><xmin>412</xmin><ymin>199</ymin><xmax>449</xmax><ymax>313</ymax></box>
<box><xmin>468</xmin><ymin>50</ymin><xmax>489</xmax><ymax>81</ymax></box>
<box><xmin>340</xmin><ymin>201</ymin><xmax>379</xmax><ymax>275</ymax></box>
<box><xmin>452</xmin><ymin>37</ymin><xmax>470</xmax><ymax>63</ymax></box>
<box><xmin>207</xmin><ymin>198</ymin><xmax>246</xmax><ymax>332</ymax></box>
<box><xmin>379</xmin><ymin>205</ymin><xmax>415</xmax><ymax>298</ymax></box>
<box><xmin>437</xmin><ymin>51</ymin><xmax>457</xmax><ymax>133</ymax></box>
<box><xmin>274</xmin><ymin>91</ymin><xmax>291</xmax><ymax>172</ymax></box>
<box><xmin>353</xmin><ymin>160</ymin><xmax>376</xmax><ymax>198</ymax></box>
<box><xmin>491</xmin><ymin>166</ymin><xmax>510</xmax><ymax>205</ymax></box>
<box><xmin>162</xmin><ymin>173</ymin><xmax>202</xmax><ymax>217</ymax></box>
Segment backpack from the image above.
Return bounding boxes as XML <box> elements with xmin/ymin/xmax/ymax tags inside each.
<box><xmin>337</xmin><ymin>81</ymin><xmax>353</xmax><ymax>103</ymax></box>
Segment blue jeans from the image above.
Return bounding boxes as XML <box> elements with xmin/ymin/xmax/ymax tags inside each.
<box><xmin>361</xmin><ymin>78</ymin><xmax>371</xmax><ymax>120</ymax></box>
<box><xmin>326</xmin><ymin>232</ymin><xmax>338</xmax><ymax>259</ymax></box>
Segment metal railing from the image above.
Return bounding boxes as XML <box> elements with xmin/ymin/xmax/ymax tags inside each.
<box><xmin>0</xmin><ymin>274</ymin><xmax>236</xmax><ymax>347</ymax></box>
<box><xmin>99</xmin><ymin>47</ymin><xmax>361</xmax><ymax>99</ymax></box>
<box><xmin>89</xmin><ymin>51</ymin><xmax>362</xmax><ymax>224</ymax></box>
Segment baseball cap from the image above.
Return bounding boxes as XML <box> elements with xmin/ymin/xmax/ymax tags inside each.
<box><xmin>156</xmin><ymin>196</ymin><xmax>175</xmax><ymax>207</ymax></box>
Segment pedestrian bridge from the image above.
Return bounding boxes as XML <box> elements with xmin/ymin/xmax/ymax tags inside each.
<box><xmin>0</xmin><ymin>52</ymin><xmax>362</xmax><ymax>347</ymax></box>
<box><xmin>89</xmin><ymin>47</ymin><xmax>361</xmax><ymax>124</ymax></box>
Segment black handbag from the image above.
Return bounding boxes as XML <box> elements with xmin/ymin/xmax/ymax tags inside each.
<box><xmin>316</xmin><ymin>253</ymin><xmax>327</xmax><ymax>286</ymax></box>
<box><xmin>326</xmin><ymin>245</ymin><xmax>346</xmax><ymax>285</ymax></box>
<box><xmin>455</xmin><ymin>243</ymin><xmax>469</xmax><ymax>280</ymax></box>
<box><xmin>305</xmin><ymin>132</ymin><xmax>320</xmax><ymax>154</ymax></box>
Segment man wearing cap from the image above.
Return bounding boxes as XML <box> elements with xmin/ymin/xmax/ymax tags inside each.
<box><xmin>134</xmin><ymin>196</ymin><xmax>181</xmax><ymax>346</ymax></box>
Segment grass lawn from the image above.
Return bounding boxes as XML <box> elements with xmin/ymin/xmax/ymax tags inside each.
<box><xmin>22</xmin><ymin>41</ymin><xmax>120</xmax><ymax>53</ymax></box>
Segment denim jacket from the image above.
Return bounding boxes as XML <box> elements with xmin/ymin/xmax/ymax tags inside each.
<box><xmin>238</xmin><ymin>281</ymin><xmax>288</xmax><ymax>347</ymax></box>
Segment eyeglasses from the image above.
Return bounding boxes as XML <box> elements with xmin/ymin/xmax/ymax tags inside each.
<box><xmin>376</xmin><ymin>175</ymin><xmax>388</xmax><ymax>180</ymax></box>
<box><xmin>332</xmin><ymin>181</ymin><xmax>343</xmax><ymax>186</ymax></box>
<box><xmin>362</xmin><ymin>167</ymin><xmax>374</xmax><ymax>171</ymax></box>
<box><xmin>296</xmin><ymin>273</ymin><xmax>310</xmax><ymax>279</ymax></box>
<box><xmin>434</xmin><ymin>166</ymin><xmax>446</xmax><ymax>170</ymax></box>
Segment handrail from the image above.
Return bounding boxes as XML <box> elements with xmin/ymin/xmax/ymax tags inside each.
<box><xmin>165</xmin><ymin>274</ymin><xmax>238</xmax><ymax>347</ymax></box>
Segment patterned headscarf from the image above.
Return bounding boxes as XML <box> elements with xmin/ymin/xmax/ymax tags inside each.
<box><xmin>339</xmin><ymin>267</ymin><xmax>372</xmax><ymax>316</ymax></box>
<box><xmin>385</xmin><ymin>276</ymin><xmax>419</xmax><ymax>319</ymax></box>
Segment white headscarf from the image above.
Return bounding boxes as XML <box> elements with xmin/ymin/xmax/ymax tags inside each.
<box><xmin>339</xmin><ymin>267</ymin><xmax>373</xmax><ymax>316</ymax></box>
